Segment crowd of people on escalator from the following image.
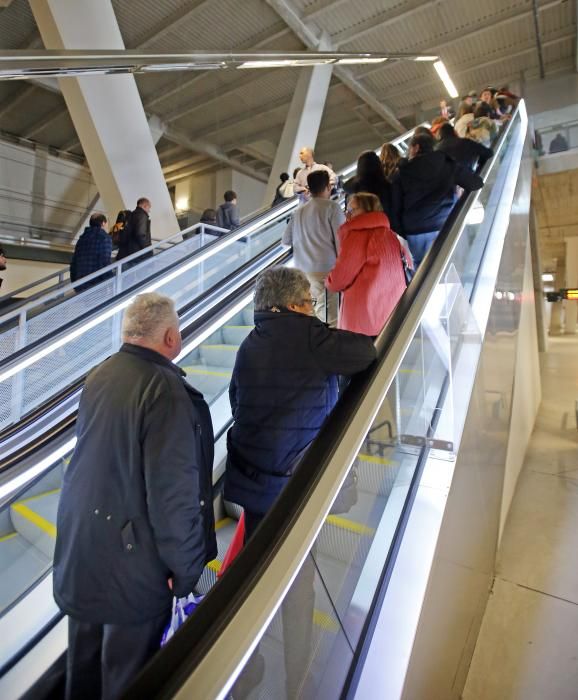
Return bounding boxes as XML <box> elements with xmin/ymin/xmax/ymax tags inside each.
<box><xmin>53</xmin><ymin>85</ymin><xmax>515</xmax><ymax>699</ymax></box>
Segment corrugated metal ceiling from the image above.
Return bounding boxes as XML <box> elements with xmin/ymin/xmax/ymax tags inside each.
<box><xmin>0</xmin><ymin>0</ymin><xmax>575</xmax><ymax>175</ymax></box>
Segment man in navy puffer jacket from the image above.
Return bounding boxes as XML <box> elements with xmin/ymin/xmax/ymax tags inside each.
<box><xmin>224</xmin><ymin>266</ymin><xmax>376</xmax><ymax>537</ymax></box>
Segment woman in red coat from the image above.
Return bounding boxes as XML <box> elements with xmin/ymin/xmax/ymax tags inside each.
<box><xmin>326</xmin><ymin>192</ymin><xmax>410</xmax><ymax>336</ymax></box>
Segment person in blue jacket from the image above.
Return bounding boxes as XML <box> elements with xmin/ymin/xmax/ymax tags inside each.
<box><xmin>70</xmin><ymin>213</ymin><xmax>112</xmax><ymax>291</ymax></box>
<box><xmin>225</xmin><ymin>266</ymin><xmax>376</xmax><ymax>533</ymax></box>
<box><xmin>225</xmin><ymin>266</ymin><xmax>375</xmax><ymax>698</ymax></box>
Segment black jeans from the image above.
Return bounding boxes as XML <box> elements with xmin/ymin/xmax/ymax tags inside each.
<box><xmin>66</xmin><ymin>611</ymin><xmax>169</xmax><ymax>700</ymax></box>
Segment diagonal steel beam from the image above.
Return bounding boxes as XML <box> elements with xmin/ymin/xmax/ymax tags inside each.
<box><xmin>163</xmin><ymin>126</ymin><xmax>268</xmax><ymax>183</ymax></box>
<box><xmin>23</xmin><ymin>105</ymin><xmax>66</xmax><ymax>139</ymax></box>
<box><xmin>264</xmin><ymin>0</ymin><xmax>406</xmax><ymax>134</ymax></box>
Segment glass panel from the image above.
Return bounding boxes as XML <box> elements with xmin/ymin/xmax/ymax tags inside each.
<box><xmin>0</xmin><ymin>221</ymin><xmax>281</xmax><ymax>432</ymax></box>
<box><xmin>230</xmin><ymin>551</ymin><xmax>354</xmax><ymax>700</ymax></box>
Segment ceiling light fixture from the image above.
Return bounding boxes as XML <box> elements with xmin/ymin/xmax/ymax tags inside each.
<box><xmin>238</xmin><ymin>59</ymin><xmax>334</xmax><ymax>69</ymax></box>
<box><xmin>434</xmin><ymin>60</ymin><xmax>459</xmax><ymax>98</ymax></box>
<box><xmin>336</xmin><ymin>57</ymin><xmax>387</xmax><ymax>65</ymax></box>
<box><xmin>414</xmin><ymin>56</ymin><xmax>439</xmax><ymax>62</ymax></box>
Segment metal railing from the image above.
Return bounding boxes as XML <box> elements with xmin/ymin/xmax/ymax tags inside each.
<box><xmin>0</xmin><ymin>220</ymin><xmax>228</xmax><ymax>321</ymax></box>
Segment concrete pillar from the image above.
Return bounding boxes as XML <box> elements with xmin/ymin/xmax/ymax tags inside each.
<box><xmin>29</xmin><ymin>0</ymin><xmax>178</xmax><ymax>239</ymax></box>
<box><xmin>263</xmin><ymin>63</ymin><xmax>332</xmax><ymax>207</ymax></box>
<box><xmin>564</xmin><ymin>237</ymin><xmax>578</xmax><ymax>334</ymax></box>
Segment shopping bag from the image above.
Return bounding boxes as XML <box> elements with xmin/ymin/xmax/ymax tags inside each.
<box><xmin>160</xmin><ymin>592</ymin><xmax>204</xmax><ymax>647</ymax></box>
<box><xmin>217</xmin><ymin>511</ymin><xmax>245</xmax><ymax>579</ymax></box>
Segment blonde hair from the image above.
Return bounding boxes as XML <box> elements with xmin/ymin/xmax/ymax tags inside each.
<box><xmin>351</xmin><ymin>192</ymin><xmax>382</xmax><ymax>214</ymax></box>
<box><xmin>379</xmin><ymin>143</ymin><xmax>401</xmax><ymax>180</ymax></box>
<box><xmin>122</xmin><ymin>293</ymin><xmax>178</xmax><ymax>341</ymax></box>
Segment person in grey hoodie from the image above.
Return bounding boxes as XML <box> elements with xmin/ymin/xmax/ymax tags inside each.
<box><xmin>282</xmin><ymin>170</ymin><xmax>345</xmax><ymax>327</ymax></box>
<box><xmin>216</xmin><ymin>190</ymin><xmax>240</xmax><ymax>231</ymax></box>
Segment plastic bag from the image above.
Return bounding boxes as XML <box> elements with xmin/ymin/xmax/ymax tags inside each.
<box><xmin>160</xmin><ymin>592</ymin><xmax>204</xmax><ymax>647</ymax></box>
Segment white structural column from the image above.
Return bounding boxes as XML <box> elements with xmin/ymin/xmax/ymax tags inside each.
<box><xmin>29</xmin><ymin>0</ymin><xmax>178</xmax><ymax>238</ymax></box>
<box><xmin>564</xmin><ymin>237</ymin><xmax>578</xmax><ymax>333</ymax></box>
<box><xmin>263</xmin><ymin>62</ymin><xmax>332</xmax><ymax>206</ymax></box>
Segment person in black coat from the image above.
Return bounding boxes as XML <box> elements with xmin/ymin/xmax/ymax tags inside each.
<box><xmin>53</xmin><ymin>292</ymin><xmax>217</xmax><ymax>700</ymax></box>
<box><xmin>390</xmin><ymin>132</ymin><xmax>484</xmax><ymax>267</ymax></box>
<box><xmin>116</xmin><ymin>197</ymin><xmax>152</xmax><ymax>261</ymax></box>
<box><xmin>344</xmin><ymin>150</ymin><xmax>394</xmax><ymax>220</ymax></box>
<box><xmin>436</xmin><ymin>122</ymin><xmax>493</xmax><ymax>171</ymax></box>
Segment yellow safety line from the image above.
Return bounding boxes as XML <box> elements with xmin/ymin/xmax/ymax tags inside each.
<box><xmin>200</xmin><ymin>345</ymin><xmax>239</xmax><ymax>351</ymax></box>
<box><xmin>0</xmin><ymin>532</ymin><xmax>17</xmax><ymax>543</ymax></box>
<box><xmin>325</xmin><ymin>515</ymin><xmax>374</xmax><ymax>537</ymax></box>
<box><xmin>184</xmin><ymin>368</ymin><xmax>232</xmax><ymax>378</ymax></box>
<box><xmin>357</xmin><ymin>453</ymin><xmax>395</xmax><ymax>466</ymax></box>
<box><xmin>313</xmin><ymin>609</ymin><xmax>339</xmax><ymax>633</ymax></box>
<box><xmin>215</xmin><ymin>517</ymin><xmax>233</xmax><ymax>531</ymax></box>
<box><xmin>19</xmin><ymin>488</ymin><xmax>60</xmax><ymax>504</ymax></box>
<box><xmin>207</xmin><ymin>559</ymin><xmax>222</xmax><ymax>573</ymax></box>
<box><xmin>400</xmin><ymin>368</ymin><xmax>419</xmax><ymax>374</ymax></box>
<box><xmin>11</xmin><ymin>503</ymin><xmax>56</xmax><ymax>538</ymax></box>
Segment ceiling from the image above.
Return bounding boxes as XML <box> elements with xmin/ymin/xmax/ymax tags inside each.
<box><xmin>0</xmin><ymin>0</ymin><xmax>576</xmax><ymax>182</ymax></box>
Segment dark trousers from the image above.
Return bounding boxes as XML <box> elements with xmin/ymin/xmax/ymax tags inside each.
<box><xmin>406</xmin><ymin>230</ymin><xmax>439</xmax><ymax>268</ymax></box>
<box><xmin>66</xmin><ymin>612</ymin><xmax>169</xmax><ymax>700</ymax></box>
<box><xmin>238</xmin><ymin>511</ymin><xmax>316</xmax><ymax>698</ymax></box>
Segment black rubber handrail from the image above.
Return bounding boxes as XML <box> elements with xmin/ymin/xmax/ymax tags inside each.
<box><xmin>122</xmin><ymin>107</ymin><xmax>521</xmax><ymax>700</ymax></box>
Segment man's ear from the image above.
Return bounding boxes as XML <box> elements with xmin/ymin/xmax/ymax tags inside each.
<box><xmin>164</xmin><ymin>325</ymin><xmax>178</xmax><ymax>349</ymax></box>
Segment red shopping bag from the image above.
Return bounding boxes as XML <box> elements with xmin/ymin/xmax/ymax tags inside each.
<box><xmin>217</xmin><ymin>511</ymin><xmax>245</xmax><ymax>579</ymax></box>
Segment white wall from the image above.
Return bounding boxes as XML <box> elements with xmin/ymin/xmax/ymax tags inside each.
<box><xmin>0</xmin><ymin>140</ymin><xmax>97</xmax><ymax>239</ymax></box>
<box><xmin>1</xmin><ymin>258</ymin><xmax>65</xmax><ymax>297</ymax></box>
<box><xmin>232</xmin><ymin>171</ymin><xmax>267</xmax><ymax>217</ymax></box>
<box><xmin>174</xmin><ymin>168</ymin><xmax>266</xmax><ymax>220</ymax></box>
<box><xmin>499</xmin><ymin>239</ymin><xmax>542</xmax><ymax>543</ymax></box>
<box><xmin>524</xmin><ymin>73</ymin><xmax>578</xmax><ymax>116</ymax></box>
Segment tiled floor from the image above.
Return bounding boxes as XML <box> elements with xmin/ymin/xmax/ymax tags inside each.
<box><xmin>463</xmin><ymin>336</ymin><xmax>578</xmax><ymax>700</ymax></box>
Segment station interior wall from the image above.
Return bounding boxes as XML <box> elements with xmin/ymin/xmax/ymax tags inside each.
<box><xmin>0</xmin><ymin>139</ymin><xmax>97</xmax><ymax>241</ymax></box>
<box><xmin>175</xmin><ymin>167</ymin><xmax>267</xmax><ymax>221</ymax></box>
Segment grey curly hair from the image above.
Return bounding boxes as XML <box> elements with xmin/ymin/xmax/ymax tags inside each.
<box><xmin>254</xmin><ymin>266</ymin><xmax>311</xmax><ymax>311</ymax></box>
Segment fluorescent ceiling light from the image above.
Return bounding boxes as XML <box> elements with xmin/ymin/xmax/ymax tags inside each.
<box><xmin>434</xmin><ymin>60</ymin><xmax>458</xmax><ymax>98</ymax></box>
<box><xmin>414</xmin><ymin>56</ymin><xmax>439</xmax><ymax>61</ymax></box>
<box><xmin>238</xmin><ymin>59</ymin><xmax>334</xmax><ymax>69</ymax></box>
<box><xmin>542</xmin><ymin>273</ymin><xmax>554</xmax><ymax>282</ymax></box>
<box><xmin>336</xmin><ymin>57</ymin><xmax>387</xmax><ymax>65</ymax></box>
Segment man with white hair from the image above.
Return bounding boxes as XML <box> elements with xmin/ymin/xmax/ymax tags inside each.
<box><xmin>293</xmin><ymin>146</ymin><xmax>336</xmax><ymax>203</ymax></box>
<box><xmin>53</xmin><ymin>292</ymin><xmax>217</xmax><ymax>700</ymax></box>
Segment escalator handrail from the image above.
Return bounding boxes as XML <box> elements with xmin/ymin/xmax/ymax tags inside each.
<box><xmin>122</xmin><ymin>104</ymin><xmax>525</xmax><ymax>700</ymax></box>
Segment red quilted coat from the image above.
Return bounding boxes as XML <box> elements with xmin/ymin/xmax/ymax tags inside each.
<box><xmin>326</xmin><ymin>211</ymin><xmax>407</xmax><ymax>336</ymax></box>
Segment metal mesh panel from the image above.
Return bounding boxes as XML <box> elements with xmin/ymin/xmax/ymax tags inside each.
<box><xmin>0</xmin><ymin>220</ymin><xmax>286</xmax><ymax>431</ymax></box>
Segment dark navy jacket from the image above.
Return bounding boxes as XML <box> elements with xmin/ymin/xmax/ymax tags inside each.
<box><xmin>437</xmin><ymin>135</ymin><xmax>493</xmax><ymax>172</ymax></box>
<box><xmin>390</xmin><ymin>151</ymin><xmax>483</xmax><ymax>237</ymax></box>
<box><xmin>224</xmin><ymin>310</ymin><xmax>376</xmax><ymax>515</ymax></box>
<box><xmin>70</xmin><ymin>225</ymin><xmax>112</xmax><ymax>287</ymax></box>
<box><xmin>53</xmin><ymin>344</ymin><xmax>217</xmax><ymax>625</ymax></box>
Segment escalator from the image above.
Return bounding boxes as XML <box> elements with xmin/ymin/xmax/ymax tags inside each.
<box><xmin>116</xmin><ymin>104</ymin><xmax>528</xmax><ymax>699</ymax></box>
<box><xmin>0</xmin><ymin>126</ymin><xmax>417</xmax><ymax>445</ymax></box>
<box><xmin>0</xmin><ymin>102</ymin><xmax>528</xmax><ymax>699</ymax></box>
